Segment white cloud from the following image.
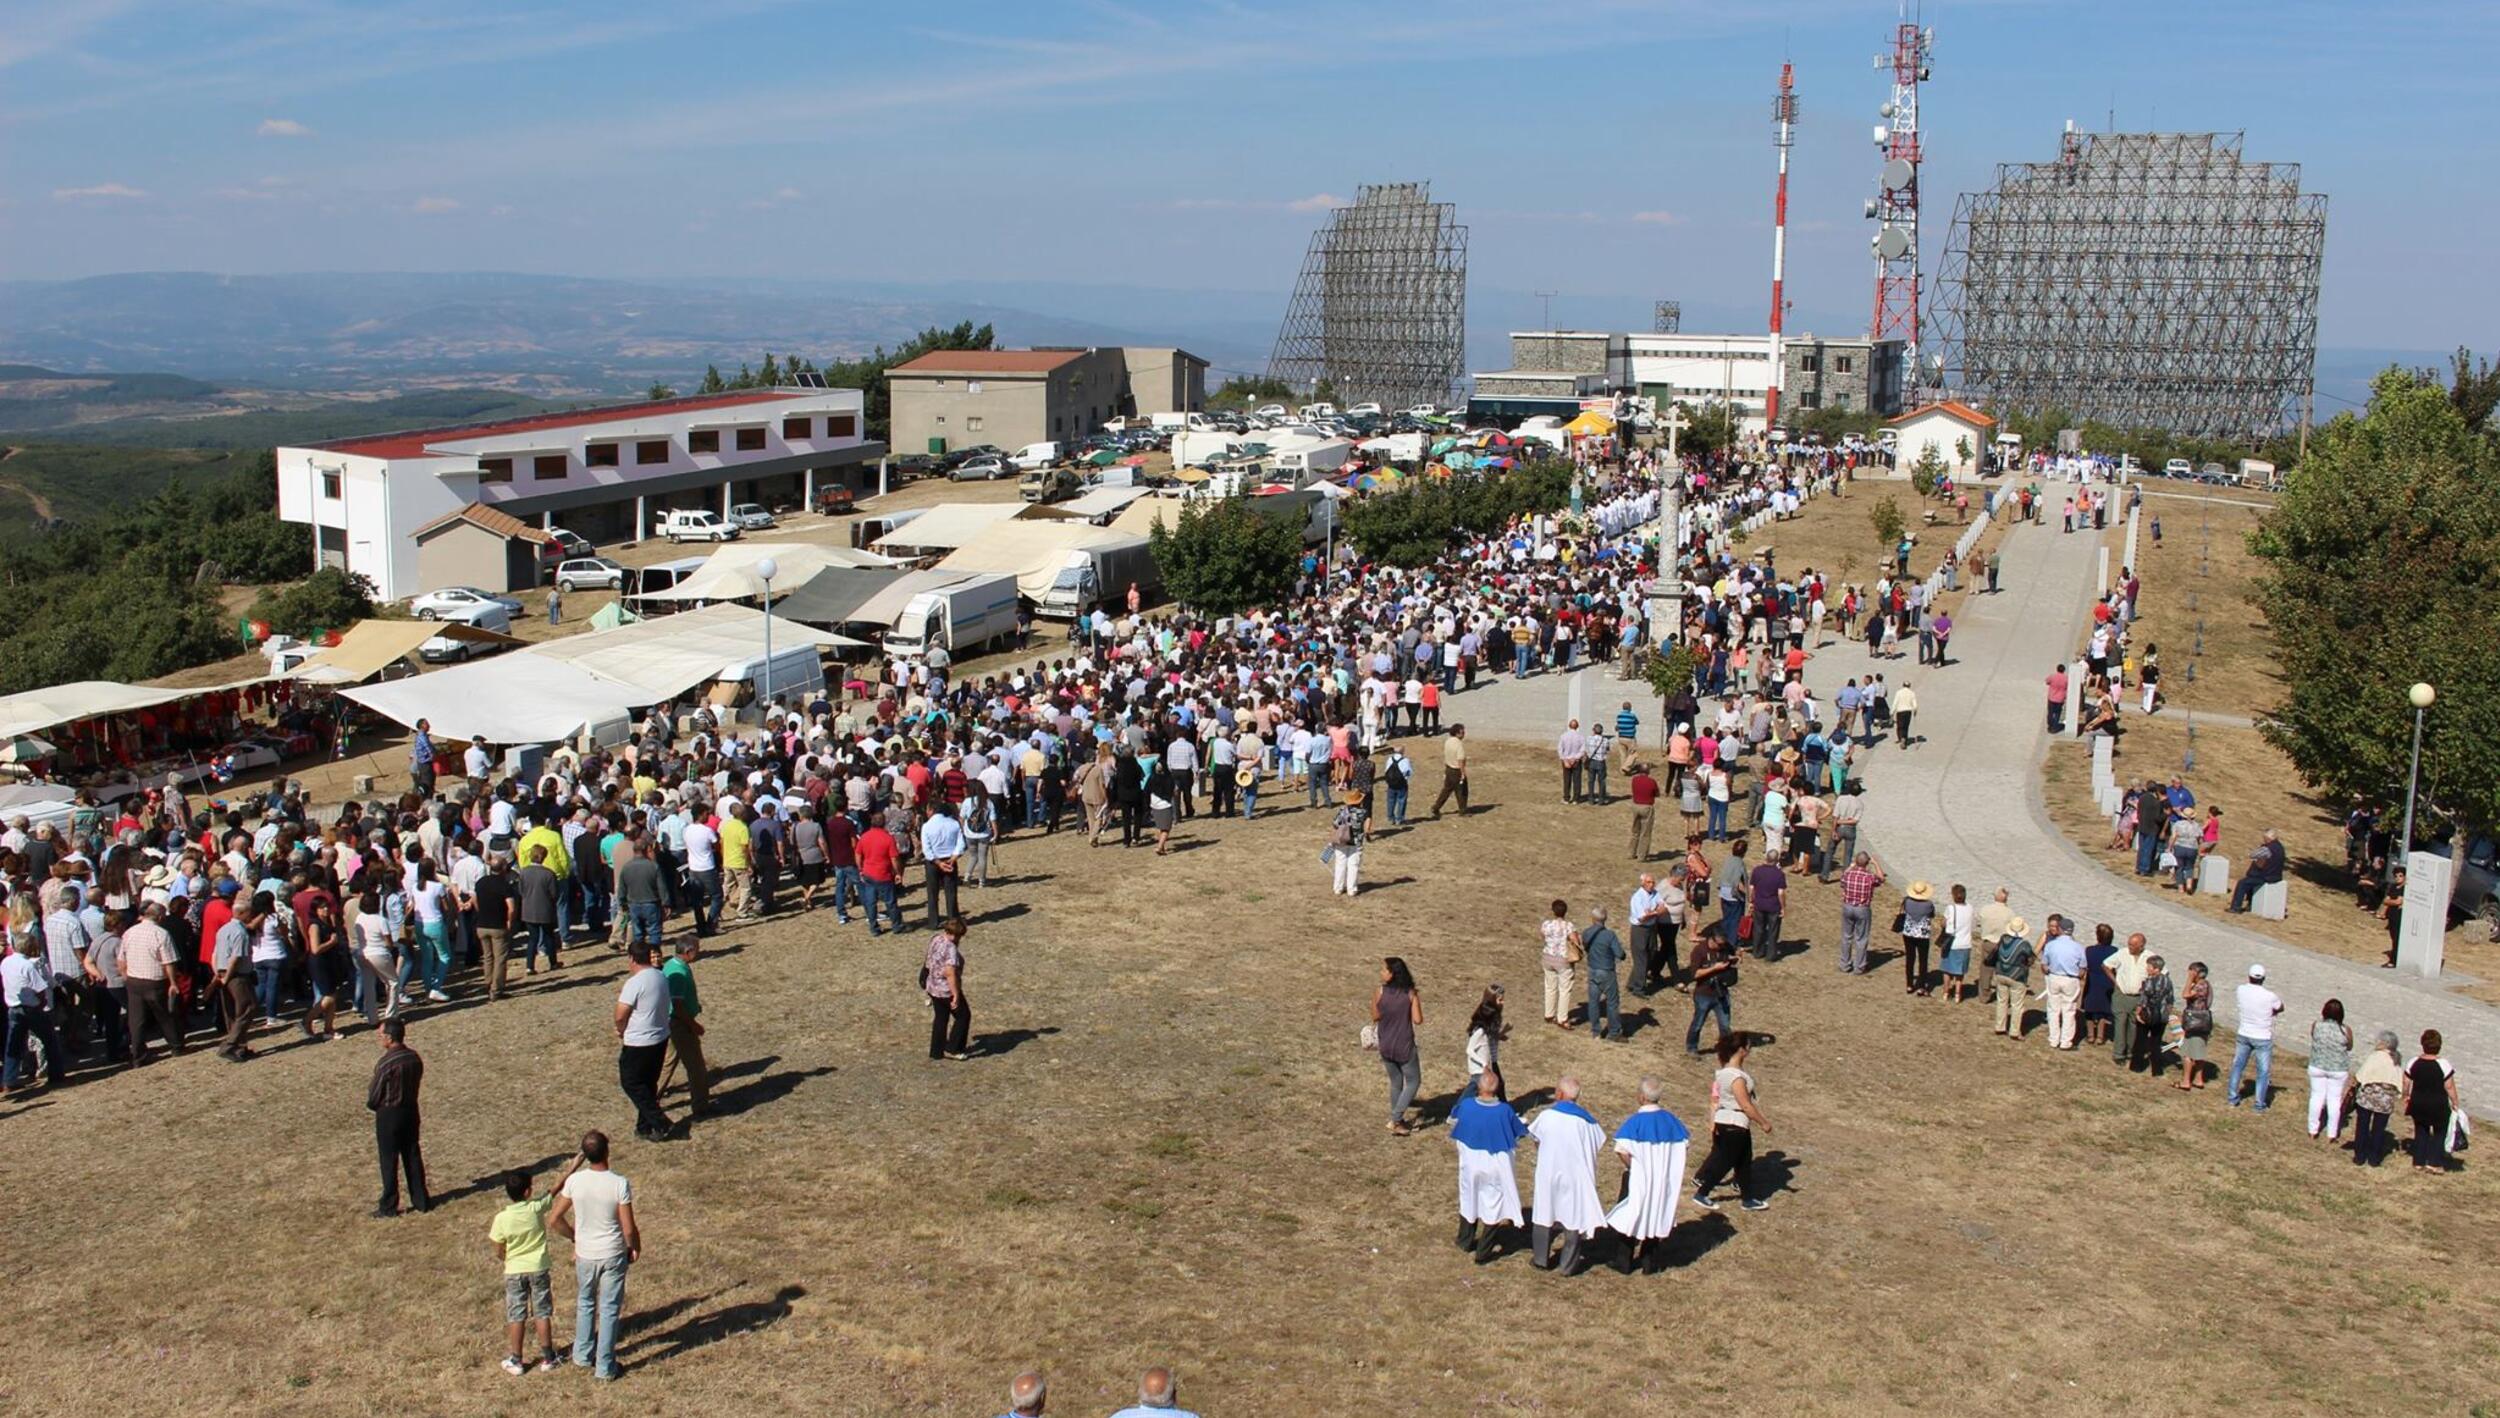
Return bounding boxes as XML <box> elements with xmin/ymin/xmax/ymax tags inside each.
<box><xmin>1629</xmin><ymin>210</ymin><xmax>1685</xmax><ymax>226</ymax></box>
<box><xmin>1287</xmin><ymin>192</ymin><xmax>1345</xmax><ymax>212</ymax></box>
<box><xmin>411</xmin><ymin>195</ymin><xmax>460</xmax><ymax>213</ymax></box>
<box><xmin>256</xmin><ymin>117</ymin><xmax>312</xmax><ymax>137</ymax></box>
<box><xmin>52</xmin><ymin>181</ymin><xmax>146</xmax><ymax>201</ymax></box>
<box><xmin>215</xmin><ymin>176</ymin><xmax>304</xmax><ymax>201</ymax></box>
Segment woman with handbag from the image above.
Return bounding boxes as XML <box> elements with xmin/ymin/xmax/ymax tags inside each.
<box><xmin>1898</xmin><ymin>881</ymin><xmax>1936</xmax><ymax>997</ymax></box>
<box><xmin>1326</xmin><ymin>790</ymin><xmax>1367</xmax><ymax>897</ymax></box>
<box><xmin>2133</xmin><ymin>955</ymin><xmax>2175</xmax><ymax>1077</ymax></box>
<box><xmin>2305</xmin><ymin>999</ymin><xmax>2354</xmax><ymax>1142</ymax></box>
<box><xmin>1370</xmin><ymin>957</ymin><xmax>1422</xmax><ymax>1135</ymax></box>
<box><xmin>2346</xmin><ymin>1031</ymin><xmax>2404</xmax><ymax>1166</ymax></box>
<box><xmin>1538</xmin><ymin>899</ymin><xmax>1579</xmax><ymax>1029</ymax></box>
<box><xmin>2173</xmin><ymin>961</ymin><xmax>2215</xmax><ymax>1091</ymax></box>
<box><xmin>2403</xmin><ymin>1030</ymin><xmax>2461</xmax><ymax>1173</ymax></box>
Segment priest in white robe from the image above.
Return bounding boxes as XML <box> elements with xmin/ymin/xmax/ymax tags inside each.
<box><xmin>1606</xmin><ymin>1075</ymin><xmax>1692</xmax><ymax>1272</ymax></box>
<box><xmin>1526</xmin><ymin>1075</ymin><xmax>1607</xmax><ymax>1275</ymax></box>
<box><xmin>1449</xmin><ymin>1070</ymin><xmax>1525</xmax><ymax>1262</ymax></box>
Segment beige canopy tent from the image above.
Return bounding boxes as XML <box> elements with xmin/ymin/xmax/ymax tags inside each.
<box><xmin>937</xmin><ymin>520</ymin><xmax>1144</xmax><ymax>598</ymax></box>
<box><xmin>0</xmin><ymin>677</ymin><xmax>270</xmax><ymax>743</ymax></box>
<box><xmin>637</xmin><ymin>543</ymin><xmax>895</xmax><ymax>602</ymax></box>
<box><xmin>1108</xmin><ymin>495</ymin><xmax>1190</xmax><ymax>539</ymax></box>
<box><xmin>343</xmin><ymin>603</ymin><xmax>861</xmax><ymax>743</ymax></box>
<box><xmin>869</xmin><ymin>501</ymin><xmax>1031</xmax><ymax>553</ymax></box>
<box><xmin>286</xmin><ymin>619</ymin><xmax>518</xmax><ymax>685</ymax></box>
<box><xmin>1058</xmin><ymin>485</ymin><xmax>1156</xmax><ymax>520</ymax></box>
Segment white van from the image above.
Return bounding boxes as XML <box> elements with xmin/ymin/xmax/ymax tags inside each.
<box><xmin>717</xmin><ymin>644</ymin><xmax>826</xmax><ymax>707</ymax></box>
<box><xmin>1009</xmin><ymin>441</ymin><xmax>1062</xmax><ymax>471</ymax></box>
<box><xmin>658</xmin><ymin>508</ymin><xmax>740</xmax><ymax>542</ymax></box>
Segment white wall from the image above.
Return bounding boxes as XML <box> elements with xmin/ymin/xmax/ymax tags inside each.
<box><xmin>1894</xmin><ymin>412</ymin><xmax>1988</xmax><ymax>477</ymax></box>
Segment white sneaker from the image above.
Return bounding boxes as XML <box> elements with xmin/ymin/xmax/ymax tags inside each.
<box><xmin>501</xmin><ymin>1355</ymin><xmax>526</xmax><ymax>1376</ymax></box>
<box><xmin>426</xmin><ymin>990</ymin><xmax>451</xmax><ymax>1003</ymax></box>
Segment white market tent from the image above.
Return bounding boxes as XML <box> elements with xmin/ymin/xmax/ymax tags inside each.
<box><xmin>343</xmin><ymin>603</ymin><xmax>857</xmax><ymax>743</ymax></box>
<box><xmin>637</xmin><ymin>543</ymin><xmax>895</xmax><ymax>602</ymax></box>
<box><xmin>287</xmin><ymin>619</ymin><xmax>517</xmax><ymax>685</ymax></box>
<box><xmin>1057</xmin><ymin>485</ymin><xmax>1155</xmax><ymax>520</ymax></box>
<box><xmin>869</xmin><ymin>501</ymin><xmax>1031</xmax><ymax>553</ymax></box>
<box><xmin>0</xmin><ymin>677</ymin><xmax>269</xmax><ymax>743</ymax></box>
<box><xmin>938</xmin><ymin>521</ymin><xmax>1143</xmax><ymax>599</ymax></box>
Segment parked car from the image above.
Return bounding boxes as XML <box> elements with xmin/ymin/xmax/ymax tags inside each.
<box><xmin>889</xmin><ymin>453</ymin><xmax>944</xmax><ymax>482</ymax></box>
<box><xmin>1019</xmin><ymin>467</ymin><xmax>1083</xmax><ymax>504</ymax></box>
<box><xmin>2163</xmin><ymin>458</ymin><xmax>2194</xmax><ymax>477</ymax></box>
<box><xmin>941</xmin><ymin>444</ymin><xmax>1006</xmax><ymax>472</ymax></box>
<box><xmin>658</xmin><ymin>508</ymin><xmax>740</xmax><ymax>542</ymax></box>
<box><xmin>815</xmin><ymin>484</ymin><xmax>857</xmax><ymax>515</ymax></box>
<box><xmin>1009</xmin><ymin>442</ymin><xmax>1062</xmax><ymax>471</ymax></box>
<box><xmin>407</xmin><ymin>585</ymin><xmax>523</xmax><ymax>621</ymax></box>
<box><xmin>728</xmin><ymin>502</ymin><xmax>778</xmax><ymax>531</ymax></box>
<box><xmin>2437</xmin><ymin>835</ymin><xmax>2500</xmax><ymax>930</ymax></box>
<box><xmin>949</xmin><ymin>456</ymin><xmax>1012</xmax><ymax>481</ymax></box>
<box><xmin>553</xmin><ymin>556</ymin><xmax>628</xmax><ymax>592</ymax></box>
<box><xmin>1254</xmin><ymin>403</ymin><xmax>1289</xmax><ymax>419</ymax></box>
<box><xmin>419</xmin><ymin>601</ymin><xmax>513</xmax><ymax>661</ymax></box>
<box><xmin>547</xmin><ymin>528</ymin><xmax>595</xmax><ymax>558</ymax></box>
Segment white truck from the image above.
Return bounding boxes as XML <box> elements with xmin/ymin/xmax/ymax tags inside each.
<box><xmin>1036</xmin><ymin>534</ymin><xmax>1161</xmax><ymax>621</ymax></box>
<box><xmin>1150</xmin><ymin>411</ymin><xmax>1215</xmax><ymax>432</ymax></box>
<box><xmin>2238</xmin><ymin>458</ymin><xmax>2277</xmax><ymax>488</ymax></box>
<box><xmin>880</xmin><ymin>573</ymin><xmax>1020</xmax><ymax>662</ymax></box>
<box><xmin>1171</xmin><ymin>429</ymin><xmax>1247</xmax><ymax>468</ymax></box>
<box><xmin>658</xmin><ymin>508</ymin><xmax>740</xmax><ymax>542</ymax></box>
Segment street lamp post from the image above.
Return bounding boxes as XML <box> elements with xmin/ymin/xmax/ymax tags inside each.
<box><xmin>756</xmin><ymin>555</ymin><xmax>779</xmax><ymax>715</ymax></box>
<box><xmin>2399</xmin><ymin>681</ymin><xmax>2435</xmax><ymax>862</ymax></box>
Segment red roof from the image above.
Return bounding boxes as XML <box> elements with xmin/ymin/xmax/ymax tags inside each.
<box><xmin>410</xmin><ymin>502</ymin><xmax>556</xmax><ymax>544</ymax></box>
<box><xmin>1886</xmin><ymin>399</ymin><xmax>1997</xmax><ymax>429</ymax></box>
<box><xmin>887</xmin><ymin>349</ymin><xmax>1083</xmax><ymax>376</ymax></box>
<box><xmin>312</xmin><ymin>390</ymin><xmax>814</xmax><ymax>460</ymax></box>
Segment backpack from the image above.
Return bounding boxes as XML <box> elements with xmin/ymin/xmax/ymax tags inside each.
<box><xmin>1384</xmin><ymin>755</ymin><xmax>1408</xmax><ymax>790</ymax></box>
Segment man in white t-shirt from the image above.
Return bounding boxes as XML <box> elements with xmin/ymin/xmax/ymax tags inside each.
<box><xmin>550</xmin><ymin>1129</ymin><xmax>639</xmax><ymax>1382</ymax></box>
<box><xmin>614</xmin><ymin>944</ymin><xmax>675</xmax><ymax>1139</ymax></box>
<box><xmin>681</xmin><ymin>816</ymin><xmax>722</xmax><ymax>938</ymax></box>
<box><xmin>2226</xmin><ymin>962</ymin><xmax>2285</xmax><ymax>1111</ymax></box>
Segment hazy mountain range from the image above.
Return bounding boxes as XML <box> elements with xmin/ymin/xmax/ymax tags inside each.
<box><xmin>0</xmin><ymin>271</ymin><xmax>2442</xmax><ymax>417</ymax></box>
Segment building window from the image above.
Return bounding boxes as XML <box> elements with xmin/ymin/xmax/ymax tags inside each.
<box><xmin>826</xmin><ymin>414</ymin><xmax>857</xmax><ymax>438</ymax></box>
<box><xmin>735</xmin><ymin>427</ymin><xmax>766</xmax><ymax>452</ymax></box>
<box><xmin>1799</xmin><ymin>354</ymin><xmax>1820</xmax><ymax>373</ymax></box>
<box><xmin>637</xmin><ymin>440</ymin><xmax>669</xmax><ymax>465</ymax></box>
<box><xmin>320</xmin><ymin>469</ymin><xmax>342</xmax><ymax>499</ymax></box>
<box><xmin>1835</xmin><ymin>393</ymin><xmax>1852</xmax><ymax>410</ymax></box>
<box><xmin>934</xmin><ymin>415</ymin><xmax>947</xmax><ymax>426</ymax></box>
<box><xmin>688</xmin><ymin>430</ymin><xmax>720</xmax><ymax>455</ymax></box>
<box><xmin>477</xmin><ymin>457</ymin><xmax>512</xmax><ymax>484</ymax></box>
<box><xmin>1802</xmin><ymin>392</ymin><xmax>1822</xmax><ymax>409</ymax></box>
<box><xmin>584</xmin><ymin>442</ymin><xmax>619</xmax><ymax>468</ymax></box>
<box><xmin>966</xmin><ymin>416</ymin><xmax>984</xmax><ymax>432</ymax></box>
<box><xmin>1836</xmin><ymin>355</ymin><xmax>1855</xmax><ymax>374</ymax></box>
<box><xmin>1053</xmin><ymin>415</ymin><xmax>1064</xmax><ymax>435</ymax></box>
<box><xmin>533</xmin><ymin>454</ymin><xmax>567</xmax><ymax>480</ymax></box>
<box><xmin>967</xmin><ymin>381</ymin><xmax>983</xmax><ymax>395</ymax></box>
<box><xmin>782</xmin><ymin>416</ymin><xmax>812</xmax><ymax>439</ymax></box>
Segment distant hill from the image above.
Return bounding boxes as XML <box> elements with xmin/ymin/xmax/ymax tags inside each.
<box><xmin>0</xmin><ymin>272</ymin><xmax>1166</xmax><ymax>393</ymax></box>
<box><xmin>3</xmin><ymin>386</ymin><xmax>564</xmax><ymax>450</ymax></box>
<box><xmin>0</xmin><ymin>443</ymin><xmax>250</xmax><ymax>530</ymax></box>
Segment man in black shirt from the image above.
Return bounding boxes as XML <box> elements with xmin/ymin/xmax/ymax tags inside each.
<box><xmin>367</xmin><ymin>1018</ymin><xmax>428</xmax><ymax>1217</ymax></box>
<box><xmin>472</xmin><ymin>856</ymin><xmax>517</xmax><ymax>999</ymax></box>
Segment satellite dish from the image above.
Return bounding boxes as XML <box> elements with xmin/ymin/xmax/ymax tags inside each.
<box><xmin>1882</xmin><ymin>158</ymin><xmax>1916</xmax><ymax>190</ymax></box>
<box><xmin>1879</xmin><ymin>100</ymin><xmax>1896</xmax><ymax>118</ymax></box>
<box><xmin>1874</xmin><ymin>226</ymin><xmax>1911</xmax><ymax>260</ymax></box>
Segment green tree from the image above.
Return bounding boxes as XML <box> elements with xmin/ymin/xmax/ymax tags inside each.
<box><xmin>646</xmin><ymin>382</ymin><xmax>676</xmax><ymax>401</ymax></box>
<box><xmin>2252</xmin><ymin>368</ymin><xmax>2500</xmax><ymax>836</ymax></box>
<box><xmin>1908</xmin><ymin>445</ymin><xmax>1947</xmax><ymax>497</ymax></box>
<box><xmin>698</xmin><ymin>365</ymin><xmax>727</xmax><ymax>395</ymax></box>
<box><xmin>1672</xmin><ymin>400</ymin><xmax>1737</xmax><ymax>459</ymax></box>
<box><xmin>1146</xmin><ymin>495</ymin><xmax>1306</xmax><ymax>614</ymax></box>
<box><xmin>1868</xmin><ymin>493</ymin><xmax>1906</xmax><ymax>551</ymax></box>
<box><xmin>1208</xmin><ymin>375</ymin><xmax>1296</xmax><ymax>410</ymax></box>
<box><xmin>2418</xmin><ymin>346</ymin><xmax>2500</xmax><ymax>434</ymax></box>
<box><xmin>250</xmin><ymin>566</ymin><xmax>377</xmax><ymax>639</ymax></box>
<box><xmin>1642</xmin><ymin>641</ymin><xmax>1705</xmax><ymax>703</ymax></box>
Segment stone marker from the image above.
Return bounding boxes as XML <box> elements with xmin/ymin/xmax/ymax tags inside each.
<box><xmin>2399</xmin><ymin>850</ymin><xmax>2452</xmax><ymax>979</ymax></box>
<box><xmin>2198</xmin><ymin>853</ymin><xmax>2232</xmax><ymax>896</ymax></box>
<box><xmin>2068</xmin><ymin>660</ymin><xmax>2087</xmax><ymax>738</ymax></box>
<box><xmin>2252</xmin><ymin>881</ymin><xmax>2289</xmax><ymax>921</ymax></box>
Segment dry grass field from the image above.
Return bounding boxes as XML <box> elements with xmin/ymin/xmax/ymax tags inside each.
<box><xmin>2036</xmin><ymin>486</ymin><xmax>2492</xmax><ymax>991</ymax></box>
<box><xmin>5</xmin><ymin>754</ymin><xmax>2495</xmax><ymax>1417</ymax></box>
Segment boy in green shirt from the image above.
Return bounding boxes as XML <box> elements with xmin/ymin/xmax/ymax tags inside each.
<box><xmin>489</xmin><ymin>1155</ymin><xmax>581</xmax><ymax>1374</ymax></box>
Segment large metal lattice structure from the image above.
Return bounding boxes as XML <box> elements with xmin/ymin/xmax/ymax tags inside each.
<box><xmin>1265</xmin><ymin>183</ymin><xmax>1467</xmax><ymax>409</ymax></box>
<box><xmin>1930</xmin><ymin>130</ymin><xmax>2327</xmax><ymax>439</ymax></box>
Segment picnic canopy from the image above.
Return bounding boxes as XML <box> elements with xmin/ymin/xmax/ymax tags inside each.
<box><xmin>1564</xmin><ymin>410</ymin><xmax>1616</xmax><ymax>436</ymax></box>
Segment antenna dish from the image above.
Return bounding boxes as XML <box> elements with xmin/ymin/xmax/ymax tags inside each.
<box><xmin>1880</xmin><ymin>100</ymin><xmax>1896</xmax><ymax>118</ymax></box>
<box><xmin>1882</xmin><ymin>158</ymin><xmax>1916</xmax><ymax>190</ymax></box>
<box><xmin>1874</xmin><ymin>226</ymin><xmax>1911</xmax><ymax>260</ymax></box>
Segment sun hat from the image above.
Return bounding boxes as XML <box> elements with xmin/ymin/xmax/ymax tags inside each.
<box><xmin>2007</xmin><ymin>917</ymin><xmax>2029</xmax><ymax>936</ymax></box>
<box><xmin>1235</xmin><ymin>767</ymin><xmax>1255</xmax><ymax>787</ymax></box>
<box><xmin>1906</xmin><ymin>881</ymin><xmax>1934</xmax><ymax>901</ymax></box>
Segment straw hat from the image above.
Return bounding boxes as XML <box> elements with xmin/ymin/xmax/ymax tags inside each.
<box><xmin>2006</xmin><ymin>917</ymin><xmax>2029</xmax><ymax>937</ymax></box>
<box><xmin>1339</xmin><ymin>788</ymin><xmax>1363</xmax><ymax>805</ymax></box>
<box><xmin>1906</xmin><ymin>880</ymin><xmax>1934</xmax><ymax>901</ymax></box>
<box><xmin>1235</xmin><ymin>767</ymin><xmax>1255</xmax><ymax>787</ymax></box>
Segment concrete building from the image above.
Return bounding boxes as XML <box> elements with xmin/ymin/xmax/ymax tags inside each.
<box><xmin>278</xmin><ymin>388</ymin><xmax>880</xmax><ymax>602</ymax></box>
<box><xmin>1887</xmin><ymin>400</ymin><xmax>1997</xmax><ymax>477</ymax></box>
<box><xmin>1469</xmin><ymin>330</ymin><xmax>1905</xmax><ymax>430</ymax></box>
<box><xmin>887</xmin><ymin>346</ymin><xmax>1206</xmax><ymax>457</ymax></box>
<box><xmin>411</xmin><ymin>503</ymin><xmax>557</xmax><ymax>596</ymax></box>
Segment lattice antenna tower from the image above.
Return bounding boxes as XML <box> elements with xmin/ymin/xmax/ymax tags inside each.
<box><xmin>1928</xmin><ymin>128</ymin><xmax>2326</xmax><ymax>439</ymax></box>
<box><xmin>1653</xmin><ymin>301</ymin><xmax>1681</xmax><ymax>333</ymax></box>
<box><xmin>1265</xmin><ymin>183</ymin><xmax>1468</xmax><ymax>409</ymax></box>
<box><xmin>1865</xmin><ymin>11</ymin><xmax>1934</xmax><ymax>395</ymax></box>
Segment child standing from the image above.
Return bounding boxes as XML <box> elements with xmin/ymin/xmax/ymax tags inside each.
<box><xmin>489</xmin><ymin>1157</ymin><xmax>581</xmax><ymax>1375</ymax></box>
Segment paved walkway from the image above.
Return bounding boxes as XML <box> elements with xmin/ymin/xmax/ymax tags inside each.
<box><xmin>1460</xmin><ymin>515</ymin><xmax>2498</xmax><ymax>1116</ymax></box>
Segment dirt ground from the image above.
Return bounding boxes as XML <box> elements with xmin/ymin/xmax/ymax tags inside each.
<box><xmin>5</xmin><ymin>754</ymin><xmax>2494</xmax><ymax>1417</ymax></box>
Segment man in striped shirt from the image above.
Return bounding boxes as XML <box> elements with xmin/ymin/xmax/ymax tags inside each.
<box><xmin>1615</xmin><ymin>701</ymin><xmax>1641</xmax><ymax>744</ymax></box>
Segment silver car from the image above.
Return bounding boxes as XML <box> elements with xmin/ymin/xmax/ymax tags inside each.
<box><xmin>554</xmin><ymin>556</ymin><xmax>628</xmax><ymax>592</ymax></box>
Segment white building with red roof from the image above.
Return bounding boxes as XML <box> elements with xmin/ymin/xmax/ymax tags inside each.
<box><xmin>1885</xmin><ymin>399</ymin><xmax>1998</xmax><ymax>478</ymax></box>
<box><xmin>277</xmin><ymin>387</ymin><xmax>879</xmax><ymax>601</ymax></box>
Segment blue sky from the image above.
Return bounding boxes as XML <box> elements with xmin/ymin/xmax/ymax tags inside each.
<box><xmin>4</xmin><ymin>0</ymin><xmax>2492</xmax><ymax>350</ymax></box>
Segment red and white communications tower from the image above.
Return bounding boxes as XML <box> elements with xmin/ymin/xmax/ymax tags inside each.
<box><xmin>1867</xmin><ymin>13</ymin><xmax>1934</xmax><ymax>398</ymax></box>
<box><xmin>1766</xmin><ymin>62</ymin><xmax>1797</xmax><ymax>430</ymax></box>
